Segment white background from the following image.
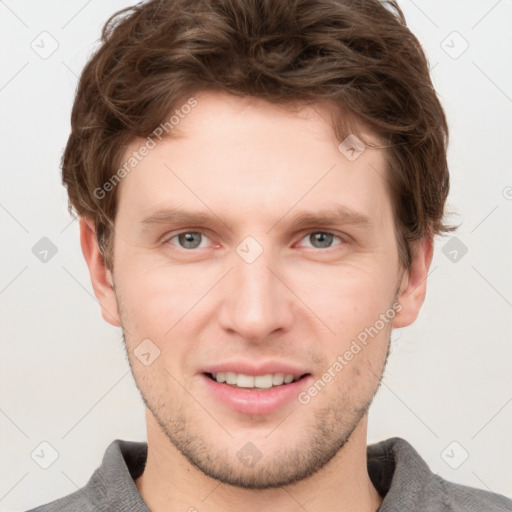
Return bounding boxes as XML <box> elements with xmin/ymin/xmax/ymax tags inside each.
<box><xmin>1</xmin><ymin>1</ymin><xmax>511</xmax><ymax>510</ymax></box>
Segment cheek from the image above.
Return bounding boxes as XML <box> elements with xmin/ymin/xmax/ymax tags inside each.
<box><xmin>114</xmin><ymin>258</ymin><xmax>216</xmax><ymax>380</ymax></box>
<box><xmin>288</xmin><ymin>260</ymin><xmax>397</xmax><ymax>337</ymax></box>
<box><xmin>115</xmin><ymin>254</ymin><xmax>215</xmax><ymax>329</ymax></box>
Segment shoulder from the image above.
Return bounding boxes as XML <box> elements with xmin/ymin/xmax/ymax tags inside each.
<box><xmin>24</xmin><ymin>490</ymin><xmax>96</xmax><ymax>512</ymax></box>
<box><xmin>24</xmin><ymin>439</ymin><xmax>149</xmax><ymax>512</ymax></box>
<box><xmin>432</xmin><ymin>475</ymin><xmax>512</xmax><ymax>512</ymax></box>
<box><xmin>369</xmin><ymin>437</ymin><xmax>512</xmax><ymax>512</ymax></box>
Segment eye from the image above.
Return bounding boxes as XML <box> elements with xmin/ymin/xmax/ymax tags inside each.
<box><xmin>297</xmin><ymin>231</ymin><xmax>344</xmax><ymax>249</ymax></box>
<box><xmin>167</xmin><ymin>231</ymin><xmax>211</xmax><ymax>250</ymax></box>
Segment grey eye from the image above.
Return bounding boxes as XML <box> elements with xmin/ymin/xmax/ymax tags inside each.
<box><xmin>308</xmin><ymin>232</ymin><xmax>335</xmax><ymax>249</ymax></box>
<box><xmin>177</xmin><ymin>232</ymin><xmax>203</xmax><ymax>249</ymax></box>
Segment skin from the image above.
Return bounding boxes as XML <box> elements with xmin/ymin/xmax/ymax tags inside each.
<box><xmin>80</xmin><ymin>90</ymin><xmax>433</xmax><ymax>512</ymax></box>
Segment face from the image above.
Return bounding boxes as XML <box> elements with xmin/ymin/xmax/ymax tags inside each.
<box><xmin>83</xmin><ymin>91</ymin><xmax>431</xmax><ymax>489</ymax></box>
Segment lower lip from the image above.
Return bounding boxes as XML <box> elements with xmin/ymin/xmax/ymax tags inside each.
<box><xmin>200</xmin><ymin>374</ymin><xmax>312</xmax><ymax>415</ymax></box>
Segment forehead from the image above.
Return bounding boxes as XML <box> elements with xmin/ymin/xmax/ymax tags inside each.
<box><xmin>115</xmin><ymin>91</ymin><xmax>391</xmax><ymax>231</ymax></box>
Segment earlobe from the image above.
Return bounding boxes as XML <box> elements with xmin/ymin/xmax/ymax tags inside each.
<box><xmin>392</xmin><ymin>235</ymin><xmax>434</xmax><ymax>328</ymax></box>
<box><xmin>79</xmin><ymin>217</ymin><xmax>121</xmax><ymax>327</ymax></box>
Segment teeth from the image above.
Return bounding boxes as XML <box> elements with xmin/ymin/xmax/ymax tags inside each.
<box><xmin>211</xmin><ymin>372</ymin><xmax>300</xmax><ymax>389</ymax></box>
<box><xmin>237</xmin><ymin>374</ymin><xmax>254</xmax><ymax>388</ymax></box>
<box><xmin>226</xmin><ymin>372</ymin><xmax>237</xmax><ymax>385</ymax></box>
<box><xmin>272</xmin><ymin>373</ymin><xmax>285</xmax><ymax>385</ymax></box>
<box><xmin>254</xmin><ymin>375</ymin><xmax>273</xmax><ymax>388</ymax></box>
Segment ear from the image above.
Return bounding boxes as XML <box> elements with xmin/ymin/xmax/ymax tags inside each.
<box><xmin>79</xmin><ymin>217</ymin><xmax>121</xmax><ymax>327</ymax></box>
<box><xmin>392</xmin><ymin>235</ymin><xmax>434</xmax><ymax>328</ymax></box>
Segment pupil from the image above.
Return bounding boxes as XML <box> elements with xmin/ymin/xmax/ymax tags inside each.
<box><xmin>179</xmin><ymin>232</ymin><xmax>201</xmax><ymax>249</ymax></box>
<box><xmin>311</xmin><ymin>232</ymin><xmax>333</xmax><ymax>248</ymax></box>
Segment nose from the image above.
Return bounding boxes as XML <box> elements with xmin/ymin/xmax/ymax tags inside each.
<box><xmin>217</xmin><ymin>249</ymin><xmax>294</xmax><ymax>343</ymax></box>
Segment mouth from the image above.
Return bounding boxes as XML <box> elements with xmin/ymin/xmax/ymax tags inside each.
<box><xmin>200</xmin><ymin>370</ymin><xmax>313</xmax><ymax>415</ymax></box>
<box><xmin>204</xmin><ymin>371</ymin><xmax>310</xmax><ymax>390</ymax></box>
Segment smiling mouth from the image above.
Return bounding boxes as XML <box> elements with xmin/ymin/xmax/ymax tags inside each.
<box><xmin>204</xmin><ymin>372</ymin><xmax>310</xmax><ymax>390</ymax></box>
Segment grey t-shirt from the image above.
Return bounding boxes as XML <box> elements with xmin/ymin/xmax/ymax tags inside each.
<box><xmin>26</xmin><ymin>437</ymin><xmax>512</xmax><ymax>511</ymax></box>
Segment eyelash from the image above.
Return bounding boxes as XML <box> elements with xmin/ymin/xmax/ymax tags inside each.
<box><xmin>164</xmin><ymin>230</ymin><xmax>346</xmax><ymax>251</ymax></box>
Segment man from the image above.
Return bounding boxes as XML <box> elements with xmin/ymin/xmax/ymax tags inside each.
<box><xmin>28</xmin><ymin>0</ymin><xmax>512</xmax><ymax>510</ymax></box>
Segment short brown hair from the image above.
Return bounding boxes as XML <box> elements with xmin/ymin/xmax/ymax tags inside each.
<box><xmin>62</xmin><ymin>0</ymin><xmax>456</xmax><ymax>272</ymax></box>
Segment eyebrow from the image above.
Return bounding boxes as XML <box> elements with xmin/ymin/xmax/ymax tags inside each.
<box><xmin>283</xmin><ymin>205</ymin><xmax>371</xmax><ymax>231</ymax></box>
<box><xmin>140</xmin><ymin>205</ymin><xmax>372</xmax><ymax>231</ymax></box>
<box><xmin>141</xmin><ymin>208</ymin><xmax>218</xmax><ymax>226</ymax></box>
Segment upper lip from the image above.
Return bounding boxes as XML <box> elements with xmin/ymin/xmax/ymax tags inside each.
<box><xmin>201</xmin><ymin>360</ymin><xmax>310</xmax><ymax>378</ymax></box>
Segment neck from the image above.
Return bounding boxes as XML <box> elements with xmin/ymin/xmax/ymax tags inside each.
<box><xmin>135</xmin><ymin>411</ymin><xmax>383</xmax><ymax>512</ymax></box>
